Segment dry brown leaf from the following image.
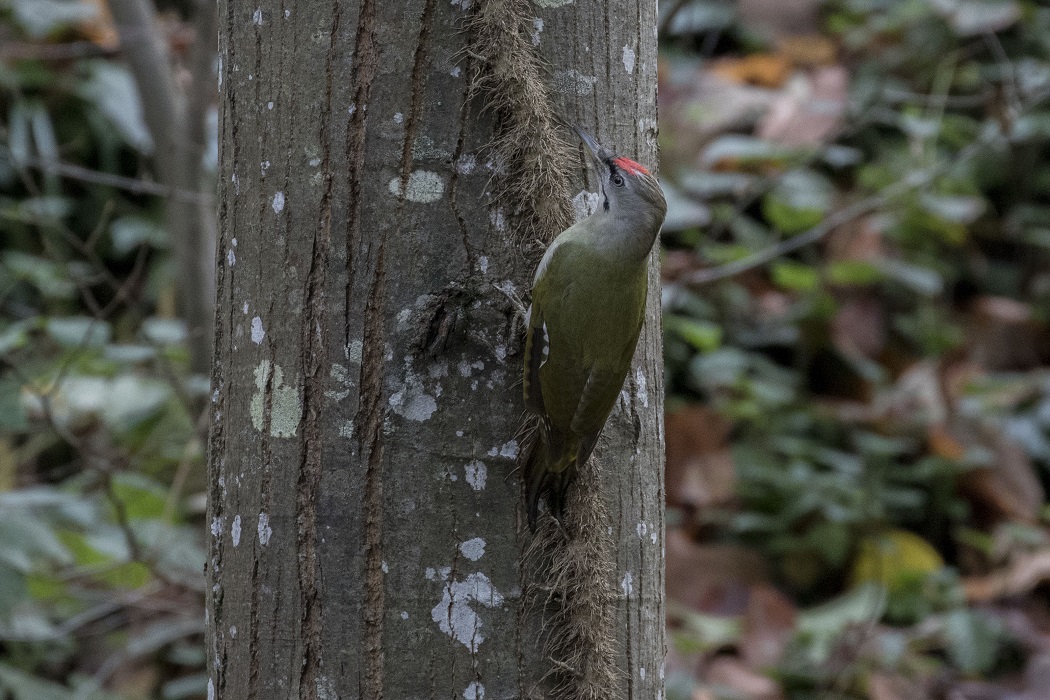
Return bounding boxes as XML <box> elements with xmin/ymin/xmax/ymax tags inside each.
<box><xmin>659</xmin><ymin>67</ymin><xmax>777</xmax><ymax>175</ymax></box>
<box><xmin>960</xmin><ymin>430</ymin><xmax>1044</xmax><ymax>524</ymax></box>
<box><xmin>826</xmin><ymin>216</ymin><xmax>887</xmax><ymax>262</ymax></box>
<box><xmin>757</xmin><ymin>66</ymin><xmax>848</xmax><ymax>147</ymax></box>
<box><xmin>964</xmin><ymin>551</ymin><xmax>1050</xmax><ymax>603</ymax></box>
<box><xmin>967</xmin><ymin>296</ymin><xmax>1045</xmax><ymax>371</ymax></box>
<box><xmin>973</xmin><ymin>296</ymin><xmax>1033</xmax><ymax>325</ymax></box>
<box><xmin>705</xmin><ymin>656</ymin><xmax>784</xmax><ymax>700</ymax></box>
<box><xmin>739</xmin><ymin>0</ymin><xmax>821</xmax><ymax>42</ymax></box>
<box><xmin>940</xmin><ymin>360</ymin><xmax>983</xmax><ymax>408</ymax></box>
<box><xmin>79</xmin><ymin>0</ymin><xmax>119</xmax><ymax>50</ymax></box>
<box><xmin>663</xmin><ymin>250</ymin><xmax>702</xmax><ymax>281</ymax></box>
<box><xmin>665</xmin><ymin>405</ymin><xmax>735</xmax><ymax>509</ymax></box>
<box><xmin>927</xmin><ymin>423</ymin><xmax>967</xmax><ymax>461</ymax></box>
<box><xmin>667</xmin><ymin>528</ymin><xmax>768</xmax><ymax>613</ymax></box>
<box><xmin>710</xmin><ymin>55</ymin><xmax>792</xmax><ymax>89</ymax></box>
<box><xmin>739</xmin><ymin>584</ymin><xmax>797</xmax><ymax>669</ymax></box>
<box><xmin>868</xmin><ymin>672</ymin><xmax>927</xmax><ymax>700</ymax></box>
<box><xmin>831</xmin><ymin>296</ymin><xmax>886</xmax><ymax>360</ymax></box>
<box><xmin>777</xmin><ymin>34</ymin><xmax>838</xmax><ymax>67</ymax></box>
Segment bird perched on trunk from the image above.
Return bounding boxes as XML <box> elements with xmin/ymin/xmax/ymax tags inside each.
<box><xmin>521</xmin><ymin>129</ymin><xmax>667</xmax><ymax>529</ymax></box>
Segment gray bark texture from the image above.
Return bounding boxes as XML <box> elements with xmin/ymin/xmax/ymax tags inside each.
<box><xmin>206</xmin><ymin>0</ymin><xmax>664</xmax><ymax>698</ymax></box>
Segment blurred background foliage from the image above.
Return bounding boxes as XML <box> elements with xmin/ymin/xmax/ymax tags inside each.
<box><xmin>660</xmin><ymin>0</ymin><xmax>1050</xmax><ymax>697</ymax></box>
<box><xmin>0</xmin><ymin>0</ymin><xmax>210</xmax><ymax>697</ymax></box>
<box><xmin>0</xmin><ymin>0</ymin><xmax>1049</xmax><ymax>698</ymax></box>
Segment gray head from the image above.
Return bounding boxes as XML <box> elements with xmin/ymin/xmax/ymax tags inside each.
<box><xmin>575</xmin><ymin>127</ymin><xmax>667</xmax><ymax>232</ymax></box>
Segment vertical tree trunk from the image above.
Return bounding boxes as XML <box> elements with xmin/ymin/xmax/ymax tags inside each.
<box><xmin>207</xmin><ymin>0</ymin><xmax>663</xmax><ymax>697</ymax></box>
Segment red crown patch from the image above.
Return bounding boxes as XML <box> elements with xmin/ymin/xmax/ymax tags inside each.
<box><xmin>613</xmin><ymin>156</ymin><xmax>650</xmax><ymax>176</ymax></box>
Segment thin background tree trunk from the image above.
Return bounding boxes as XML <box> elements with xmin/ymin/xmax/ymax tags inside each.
<box><xmin>109</xmin><ymin>0</ymin><xmax>217</xmax><ymax>375</ymax></box>
<box><xmin>206</xmin><ymin>0</ymin><xmax>664</xmax><ymax>696</ymax></box>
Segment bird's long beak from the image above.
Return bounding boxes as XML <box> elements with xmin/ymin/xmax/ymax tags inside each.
<box><xmin>574</xmin><ymin>127</ymin><xmax>611</xmax><ymax>169</ymax></box>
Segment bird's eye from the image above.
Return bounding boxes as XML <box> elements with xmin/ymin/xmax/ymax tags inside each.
<box><xmin>612</xmin><ymin>174</ymin><xmax>625</xmax><ymax>187</ymax></box>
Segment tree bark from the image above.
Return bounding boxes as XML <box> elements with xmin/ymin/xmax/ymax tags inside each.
<box><xmin>207</xmin><ymin>0</ymin><xmax>663</xmax><ymax>697</ymax></box>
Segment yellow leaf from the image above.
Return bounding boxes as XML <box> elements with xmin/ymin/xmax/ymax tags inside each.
<box><xmin>851</xmin><ymin>529</ymin><xmax>944</xmax><ymax>590</ymax></box>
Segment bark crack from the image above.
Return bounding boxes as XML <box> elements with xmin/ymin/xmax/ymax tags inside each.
<box><xmin>344</xmin><ymin>0</ymin><xmax>378</xmax><ymax>349</ymax></box>
<box><xmin>294</xmin><ymin>3</ymin><xmax>341</xmax><ymax>696</ymax></box>
<box><xmin>358</xmin><ymin>248</ymin><xmax>387</xmax><ymax>698</ymax></box>
<box><xmin>448</xmin><ymin>71</ymin><xmax>478</xmax><ymax>271</ymax></box>
<box><xmin>397</xmin><ymin>0</ymin><xmax>436</xmax><ymax>192</ymax></box>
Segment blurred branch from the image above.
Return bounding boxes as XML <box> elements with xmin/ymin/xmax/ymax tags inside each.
<box><xmin>658</xmin><ymin>0</ymin><xmax>692</xmax><ymax>36</ymax></box>
<box><xmin>677</xmin><ymin>85</ymin><xmax>1050</xmax><ymax>288</ymax></box>
<box><xmin>4</xmin><ymin>147</ymin><xmax>210</xmax><ymax>203</ymax></box>
<box><xmin>0</xmin><ymin>41</ymin><xmax>115</xmax><ymax>61</ymax></box>
<box><xmin>108</xmin><ymin>0</ymin><xmax>216</xmax><ymax>376</ymax></box>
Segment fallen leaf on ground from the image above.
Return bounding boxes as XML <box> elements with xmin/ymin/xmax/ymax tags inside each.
<box><xmin>963</xmin><ymin>550</ymin><xmax>1050</xmax><ymax>603</ymax></box>
<box><xmin>666</xmin><ymin>405</ymin><xmax>735</xmax><ymax>509</ymax></box>
<box><xmin>757</xmin><ymin>66</ymin><xmax>848</xmax><ymax>147</ymax></box>
<box><xmin>777</xmin><ymin>34</ymin><xmax>838</xmax><ymax>67</ymax></box>
<box><xmin>960</xmin><ymin>429</ymin><xmax>1044</xmax><ymax>524</ymax></box>
<box><xmin>738</xmin><ymin>0</ymin><xmax>821</xmax><ymax>41</ymax></box>
<box><xmin>851</xmin><ymin>529</ymin><xmax>944</xmax><ymax>591</ymax></box>
<box><xmin>667</xmin><ymin>528</ymin><xmax>768</xmax><ymax>614</ymax></box>
<box><xmin>740</xmin><ymin>584</ymin><xmax>797</xmax><ymax>668</ymax></box>
<box><xmin>831</xmin><ymin>296</ymin><xmax>886</xmax><ymax>360</ymax></box>
<box><xmin>711</xmin><ymin>54</ymin><xmax>792</xmax><ymax>89</ymax></box>
<box><xmin>868</xmin><ymin>672</ymin><xmax>927</xmax><ymax>700</ymax></box>
<box><xmin>705</xmin><ymin>655</ymin><xmax>784</xmax><ymax>700</ymax></box>
<box><xmin>79</xmin><ymin>0</ymin><xmax>118</xmax><ymax>49</ymax></box>
<box><xmin>826</xmin><ymin>216</ymin><xmax>887</xmax><ymax>262</ymax></box>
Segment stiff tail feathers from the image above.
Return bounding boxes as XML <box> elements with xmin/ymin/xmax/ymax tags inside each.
<box><xmin>522</xmin><ymin>422</ymin><xmax>578</xmax><ymax>530</ymax></box>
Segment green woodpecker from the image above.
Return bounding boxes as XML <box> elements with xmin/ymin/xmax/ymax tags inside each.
<box><xmin>521</xmin><ymin>129</ymin><xmax>667</xmax><ymax>528</ymax></box>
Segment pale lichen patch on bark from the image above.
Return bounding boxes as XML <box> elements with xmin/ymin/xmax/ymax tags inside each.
<box><xmin>249</xmin><ymin>360</ymin><xmax>301</xmax><ymax>437</ymax></box>
<box><xmin>430</xmin><ymin>571</ymin><xmax>505</xmax><ymax>652</ymax></box>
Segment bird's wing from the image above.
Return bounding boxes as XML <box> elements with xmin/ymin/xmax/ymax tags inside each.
<box><xmin>522</xmin><ymin>302</ymin><xmax>548</xmax><ymax>417</ymax></box>
<box><xmin>569</xmin><ymin>365</ymin><xmax>630</xmax><ymax>465</ymax></box>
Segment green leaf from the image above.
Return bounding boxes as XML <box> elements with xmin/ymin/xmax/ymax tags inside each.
<box><xmin>919</xmin><ymin>193</ymin><xmax>984</xmax><ymax>224</ymax></box>
<box><xmin>826</xmin><ymin>260</ymin><xmax>884</xmax><ymax>286</ymax></box>
<box><xmin>700</xmin><ymin>136</ymin><xmax>791</xmax><ymax>167</ymax></box>
<box><xmin>109</xmin><ymin>473</ymin><xmax>168</xmax><ymax>520</ymax></box>
<box><xmin>18</xmin><ymin>196</ymin><xmax>73</xmax><ymax>223</ymax></box>
<box><xmin>666</xmin><ymin>316</ymin><xmax>723</xmax><ymax>351</ymax></box>
<box><xmin>109</xmin><ymin>216</ymin><xmax>168</xmax><ymax>255</ymax></box>
<box><xmin>0</xmin><ymin>377</ymin><xmax>27</xmax><ymax>431</ymax></box>
<box><xmin>103</xmin><ymin>344</ymin><xmax>158</xmax><ymax>363</ymax></box>
<box><xmin>0</xmin><ymin>564</ymin><xmax>28</xmax><ymax>618</ymax></box>
<box><xmin>45</xmin><ymin>317</ymin><xmax>112</xmax><ymax>348</ymax></box>
<box><xmin>4</xmin><ymin>252</ymin><xmax>76</xmax><ymax>299</ymax></box>
<box><xmin>62</xmin><ymin>529</ymin><xmax>151</xmax><ymax>589</ymax></box>
<box><xmin>763</xmin><ymin>169</ymin><xmax>834</xmax><ymax>234</ymax></box>
<box><xmin>78</xmin><ymin>61</ymin><xmax>153</xmax><ymax>154</ymax></box>
<box><xmin>877</xmin><ymin>259</ymin><xmax>944</xmax><ymax>296</ymax></box>
<box><xmin>0</xmin><ymin>510</ymin><xmax>73</xmax><ymax>570</ymax></box>
<box><xmin>669</xmin><ymin>601</ymin><xmax>742</xmax><ymax>651</ymax></box>
<box><xmin>0</xmin><ymin>662</ymin><xmax>73</xmax><ymax>700</ymax></box>
<box><xmin>101</xmin><ymin>375</ymin><xmax>171</xmax><ymax>432</ymax></box>
<box><xmin>944</xmin><ymin>609</ymin><xmax>1003</xmax><ymax>674</ymax></box>
<box><xmin>162</xmin><ymin>674</ymin><xmax>210</xmax><ymax>700</ymax></box>
<box><xmin>795</xmin><ymin>583</ymin><xmax>887</xmax><ymax>662</ymax></box>
<box><xmin>771</xmin><ymin>260</ymin><xmax>820</xmax><ymax>292</ymax></box>
<box><xmin>9</xmin><ymin>0</ymin><xmax>96</xmax><ymax>37</ymax></box>
<box><xmin>688</xmin><ymin>348</ymin><xmax>748</xmax><ymax>390</ymax></box>
<box><xmin>142</xmin><ymin>318</ymin><xmax>188</xmax><ymax>346</ymax></box>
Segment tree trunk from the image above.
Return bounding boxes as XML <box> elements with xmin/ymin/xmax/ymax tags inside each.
<box><xmin>206</xmin><ymin>0</ymin><xmax>663</xmax><ymax>697</ymax></box>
